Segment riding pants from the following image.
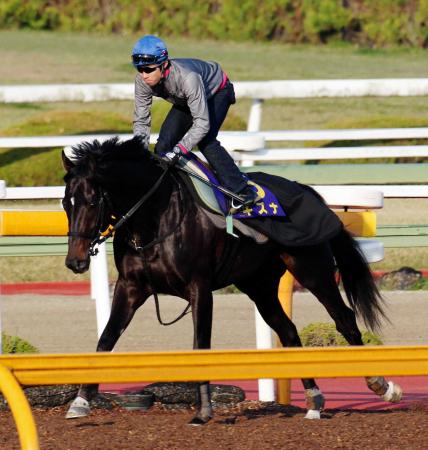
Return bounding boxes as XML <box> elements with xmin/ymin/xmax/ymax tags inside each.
<box><xmin>154</xmin><ymin>82</ymin><xmax>248</xmax><ymax>194</ymax></box>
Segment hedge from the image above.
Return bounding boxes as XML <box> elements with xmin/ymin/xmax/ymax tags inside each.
<box><xmin>299</xmin><ymin>322</ymin><xmax>383</xmax><ymax>347</ymax></box>
<box><xmin>2</xmin><ymin>333</ymin><xmax>39</xmax><ymax>353</ymax></box>
<box><xmin>0</xmin><ymin>0</ymin><xmax>427</xmax><ymax>47</ymax></box>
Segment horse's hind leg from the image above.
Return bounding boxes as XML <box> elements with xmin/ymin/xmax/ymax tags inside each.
<box><xmin>285</xmin><ymin>244</ymin><xmax>402</xmax><ymax>405</ymax></box>
<box><xmin>66</xmin><ymin>276</ymin><xmax>149</xmax><ymax>419</ymax></box>
<box><xmin>235</xmin><ymin>259</ymin><xmax>324</xmax><ymax>419</ymax></box>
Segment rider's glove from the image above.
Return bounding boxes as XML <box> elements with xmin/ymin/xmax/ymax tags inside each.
<box><xmin>164</xmin><ymin>146</ymin><xmax>182</xmax><ymax>165</ymax></box>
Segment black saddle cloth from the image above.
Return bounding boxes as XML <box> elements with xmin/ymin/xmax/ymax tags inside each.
<box><xmin>244</xmin><ymin>172</ymin><xmax>343</xmax><ymax>247</ymax></box>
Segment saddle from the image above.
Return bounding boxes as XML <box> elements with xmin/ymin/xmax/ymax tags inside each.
<box><xmin>176</xmin><ymin>154</ymin><xmax>288</xmax><ymax>243</ymax></box>
<box><xmin>176</xmin><ymin>153</ymin><xmax>343</xmax><ymax>247</ymax></box>
<box><xmin>178</xmin><ymin>153</ymin><xmax>286</xmax><ymax>218</ymax></box>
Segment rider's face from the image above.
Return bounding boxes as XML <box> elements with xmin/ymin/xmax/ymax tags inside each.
<box><xmin>139</xmin><ymin>65</ymin><xmax>163</xmax><ymax>86</ymax></box>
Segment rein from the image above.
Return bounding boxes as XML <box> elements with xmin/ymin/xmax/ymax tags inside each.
<box><xmin>87</xmin><ymin>161</ymin><xmax>191</xmax><ymax>326</ymax></box>
<box><xmin>131</xmin><ymin>173</ymin><xmax>191</xmax><ymax>326</ymax></box>
<box><xmin>88</xmin><ymin>164</ymin><xmax>171</xmax><ymax>256</ymax></box>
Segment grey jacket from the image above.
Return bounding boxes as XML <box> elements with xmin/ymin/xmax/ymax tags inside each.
<box><xmin>133</xmin><ymin>58</ymin><xmax>227</xmax><ymax>151</ymax></box>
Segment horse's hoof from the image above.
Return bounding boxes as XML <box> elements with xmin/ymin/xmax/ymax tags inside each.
<box><xmin>382</xmin><ymin>381</ymin><xmax>403</xmax><ymax>403</ymax></box>
<box><xmin>65</xmin><ymin>396</ymin><xmax>90</xmax><ymax>419</ymax></box>
<box><xmin>305</xmin><ymin>388</ymin><xmax>325</xmax><ymax>419</ymax></box>
<box><xmin>188</xmin><ymin>415</ymin><xmax>212</xmax><ymax>426</ymax></box>
<box><xmin>304</xmin><ymin>409</ymin><xmax>321</xmax><ymax>420</ymax></box>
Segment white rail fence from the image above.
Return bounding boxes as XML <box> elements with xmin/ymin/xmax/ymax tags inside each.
<box><xmin>1</xmin><ymin>126</ymin><xmax>428</xmax><ymax>199</ymax></box>
<box><xmin>2</xmin><ymin>78</ymin><xmax>428</xmax><ymax>131</ymax></box>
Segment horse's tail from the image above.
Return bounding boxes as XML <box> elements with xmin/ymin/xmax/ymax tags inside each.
<box><xmin>330</xmin><ymin>228</ymin><xmax>386</xmax><ymax>331</ymax></box>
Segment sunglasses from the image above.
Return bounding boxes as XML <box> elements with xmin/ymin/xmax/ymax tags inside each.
<box><xmin>137</xmin><ymin>65</ymin><xmax>160</xmax><ymax>74</ymax></box>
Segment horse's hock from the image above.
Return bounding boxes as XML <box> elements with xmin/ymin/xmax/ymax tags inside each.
<box><xmin>273</xmin><ymin>186</ymin><xmax>384</xmax><ymax>403</ymax></box>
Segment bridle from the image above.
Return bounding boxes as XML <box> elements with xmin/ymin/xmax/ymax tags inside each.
<box><xmin>66</xmin><ymin>187</ymin><xmax>110</xmax><ymax>255</ymax></box>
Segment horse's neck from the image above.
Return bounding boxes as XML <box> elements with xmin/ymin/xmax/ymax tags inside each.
<box><xmin>108</xmin><ymin>170</ymin><xmax>185</xmax><ymax>240</ymax></box>
<box><xmin>101</xmin><ymin>158</ymin><xmax>168</xmax><ymax>212</ymax></box>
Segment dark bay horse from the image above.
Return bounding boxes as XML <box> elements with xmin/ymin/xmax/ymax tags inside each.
<box><xmin>62</xmin><ymin>136</ymin><xmax>401</xmax><ymax>424</ymax></box>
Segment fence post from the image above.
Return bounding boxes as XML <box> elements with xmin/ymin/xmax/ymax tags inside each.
<box><xmin>0</xmin><ymin>180</ymin><xmax>6</xmax><ymax>355</ymax></box>
<box><xmin>276</xmin><ymin>271</ymin><xmax>295</xmax><ymax>404</ymax></box>
<box><xmin>90</xmin><ymin>242</ymin><xmax>111</xmax><ymax>338</ymax></box>
<box><xmin>240</xmin><ymin>98</ymin><xmax>264</xmax><ymax>167</ymax></box>
<box><xmin>247</xmin><ymin>98</ymin><xmax>263</xmax><ymax>132</ymax></box>
<box><xmin>254</xmin><ymin>309</ymin><xmax>275</xmax><ymax>401</ymax></box>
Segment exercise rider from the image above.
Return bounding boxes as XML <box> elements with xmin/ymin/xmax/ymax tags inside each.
<box><xmin>132</xmin><ymin>35</ymin><xmax>259</xmax><ymax>207</ymax></box>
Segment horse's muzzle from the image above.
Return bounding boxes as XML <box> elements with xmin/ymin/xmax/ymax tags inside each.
<box><xmin>66</xmin><ymin>257</ymin><xmax>90</xmax><ymax>274</ymax></box>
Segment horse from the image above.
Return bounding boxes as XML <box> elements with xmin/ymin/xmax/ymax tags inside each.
<box><xmin>62</xmin><ymin>136</ymin><xmax>402</xmax><ymax>424</ymax></box>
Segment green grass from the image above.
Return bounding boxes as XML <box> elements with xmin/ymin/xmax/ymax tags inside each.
<box><xmin>2</xmin><ymin>30</ymin><xmax>428</xmax><ymax>132</ymax></box>
<box><xmin>1</xmin><ymin>30</ymin><xmax>428</xmax><ymax>280</ymax></box>
<box><xmin>0</xmin><ymin>255</ymin><xmax>116</xmax><ymax>283</ymax></box>
<box><xmin>2</xmin><ymin>30</ymin><xmax>428</xmax><ymax>85</ymax></box>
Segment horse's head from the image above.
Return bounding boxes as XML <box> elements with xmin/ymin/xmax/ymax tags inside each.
<box><xmin>62</xmin><ymin>149</ymin><xmax>110</xmax><ymax>274</ymax></box>
<box><xmin>62</xmin><ymin>136</ymin><xmax>165</xmax><ymax>272</ymax></box>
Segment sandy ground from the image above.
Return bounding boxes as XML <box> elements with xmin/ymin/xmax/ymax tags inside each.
<box><xmin>0</xmin><ymin>291</ymin><xmax>426</xmax><ymax>353</ymax></box>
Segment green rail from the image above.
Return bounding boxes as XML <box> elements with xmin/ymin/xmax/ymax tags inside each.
<box><xmin>376</xmin><ymin>225</ymin><xmax>428</xmax><ymax>248</ymax></box>
<box><xmin>1</xmin><ymin>229</ymin><xmax>428</xmax><ymax>257</ymax></box>
<box><xmin>0</xmin><ymin>237</ymin><xmax>113</xmax><ymax>256</ymax></box>
<box><xmin>243</xmin><ymin>163</ymin><xmax>428</xmax><ymax>184</ymax></box>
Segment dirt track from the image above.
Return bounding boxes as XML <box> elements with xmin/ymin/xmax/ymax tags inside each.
<box><xmin>0</xmin><ymin>291</ymin><xmax>427</xmax><ymax>450</ymax></box>
<box><xmin>1</xmin><ymin>291</ymin><xmax>427</xmax><ymax>353</ymax></box>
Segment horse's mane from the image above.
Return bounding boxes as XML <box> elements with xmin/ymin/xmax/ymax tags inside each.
<box><xmin>65</xmin><ymin>136</ymin><xmax>154</xmax><ymax>181</ymax></box>
<box><xmin>73</xmin><ymin>135</ymin><xmax>149</xmax><ymax>165</ymax></box>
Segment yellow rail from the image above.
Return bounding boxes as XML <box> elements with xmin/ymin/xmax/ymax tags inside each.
<box><xmin>1</xmin><ymin>346</ymin><xmax>427</xmax><ymax>449</ymax></box>
<box><xmin>0</xmin><ymin>364</ymin><xmax>39</xmax><ymax>450</ymax></box>
<box><xmin>0</xmin><ymin>210</ymin><xmax>67</xmax><ymax>236</ymax></box>
<box><xmin>1</xmin><ymin>346</ymin><xmax>427</xmax><ymax>385</ymax></box>
<box><xmin>0</xmin><ymin>210</ymin><xmax>375</xmax><ymax>237</ymax></box>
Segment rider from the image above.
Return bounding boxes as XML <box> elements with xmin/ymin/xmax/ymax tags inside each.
<box><xmin>132</xmin><ymin>35</ymin><xmax>259</xmax><ymax>207</ymax></box>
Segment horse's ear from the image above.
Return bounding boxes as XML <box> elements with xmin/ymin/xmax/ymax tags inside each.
<box><xmin>62</xmin><ymin>150</ymin><xmax>75</xmax><ymax>172</ymax></box>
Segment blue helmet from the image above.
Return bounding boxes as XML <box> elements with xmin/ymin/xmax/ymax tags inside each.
<box><xmin>131</xmin><ymin>35</ymin><xmax>168</xmax><ymax>68</ymax></box>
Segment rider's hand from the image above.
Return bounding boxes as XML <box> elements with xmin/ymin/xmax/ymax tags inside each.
<box><xmin>164</xmin><ymin>146</ymin><xmax>182</xmax><ymax>164</ymax></box>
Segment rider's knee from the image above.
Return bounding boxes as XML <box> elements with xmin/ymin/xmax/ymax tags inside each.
<box><xmin>198</xmin><ymin>139</ymin><xmax>220</xmax><ymax>154</ymax></box>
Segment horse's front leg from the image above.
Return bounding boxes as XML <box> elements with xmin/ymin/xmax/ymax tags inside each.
<box><xmin>187</xmin><ymin>284</ymin><xmax>214</xmax><ymax>426</ymax></box>
<box><xmin>66</xmin><ymin>277</ymin><xmax>149</xmax><ymax>419</ymax></box>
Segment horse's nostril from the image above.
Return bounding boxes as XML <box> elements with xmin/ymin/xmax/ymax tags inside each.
<box><xmin>66</xmin><ymin>258</ymin><xmax>90</xmax><ymax>274</ymax></box>
<box><xmin>77</xmin><ymin>260</ymin><xmax>89</xmax><ymax>271</ymax></box>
